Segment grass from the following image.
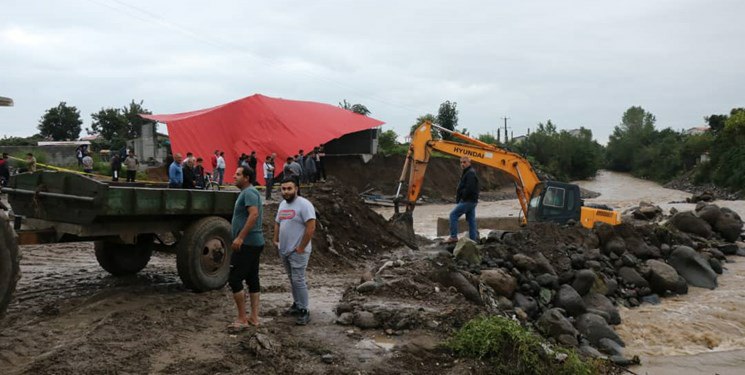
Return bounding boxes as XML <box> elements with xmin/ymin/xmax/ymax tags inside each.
<box><xmin>447</xmin><ymin>316</ymin><xmax>601</xmax><ymax>375</ymax></box>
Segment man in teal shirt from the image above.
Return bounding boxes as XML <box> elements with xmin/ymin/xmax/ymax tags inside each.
<box><xmin>229</xmin><ymin>166</ymin><xmax>264</xmax><ymax>328</ymax></box>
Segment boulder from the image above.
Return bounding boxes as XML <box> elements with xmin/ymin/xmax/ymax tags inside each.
<box><xmin>604</xmin><ymin>237</ymin><xmax>627</xmax><ymax>256</ymax></box>
<box><xmin>714</xmin><ymin>210</ymin><xmax>743</xmax><ymax>242</ymax></box>
<box><xmin>535</xmin><ymin>273</ymin><xmax>559</xmax><ymax>289</ymax></box>
<box><xmin>667</xmin><ymin>246</ymin><xmax>718</xmax><ymax>289</ymax></box>
<box><xmin>453</xmin><ymin>238</ymin><xmax>481</xmax><ymax>265</ymax></box>
<box><xmin>695</xmin><ymin>204</ymin><xmax>722</xmax><ymax>226</ymax></box>
<box><xmin>480</xmin><ymin>269</ymin><xmax>517</xmax><ymax>297</ymax></box>
<box><xmin>571</xmin><ymin>269</ymin><xmax>596</xmax><ymax>296</ymax></box>
<box><xmin>513</xmin><ymin>293</ymin><xmax>539</xmax><ymax>318</ymax></box>
<box><xmin>512</xmin><ymin>253</ymin><xmax>537</xmax><ymax>272</ymax></box>
<box><xmin>575</xmin><ymin>313</ymin><xmax>625</xmax><ymax>347</ymax></box>
<box><xmin>533</xmin><ymin>252</ymin><xmax>557</xmax><ymax>275</ymax></box>
<box><xmin>554</xmin><ymin>285</ymin><xmax>586</xmax><ymax>317</ymax></box>
<box><xmin>583</xmin><ymin>292</ymin><xmax>621</xmax><ymax>325</ymax></box>
<box><xmin>435</xmin><ymin>271</ymin><xmax>482</xmax><ymax>304</ymax></box>
<box><xmin>336</xmin><ymin>312</ymin><xmax>354</xmax><ymax>325</ymax></box>
<box><xmin>669</xmin><ymin>212</ymin><xmax>713</xmax><ymax>238</ymax></box>
<box><xmin>598</xmin><ymin>337</ymin><xmax>625</xmax><ymax>357</ymax></box>
<box><xmin>356</xmin><ymin>280</ymin><xmax>379</xmax><ymax>293</ymax></box>
<box><xmin>646</xmin><ymin>259</ymin><xmax>687</xmax><ymax>294</ymax></box>
<box><xmin>537</xmin><ymin>308</ymin><xmax>579</xmax><ymax>343</ymax></box>
<box><xmin>625</xmin><ymin>237</ymin><xmax>655</xmax><ymax>259</ymax></box>
<box><xmin>709</xmin><ymin>258</ymin><xmax>723</xmax><ymax>275</ymax></box>
<box><xmin>618</xmin><ymin>267</ymin><xmax>649</xmax><ymax>288</ymax></box>
<box><xmin>717</xmin><ymin>243</ymin><xmax>739</xmax><ymax>256</ymax></box>
<box><xmin>354</xmin><ymin>311</ymin><xmax>380</xmax><ymax>329</ymax></box>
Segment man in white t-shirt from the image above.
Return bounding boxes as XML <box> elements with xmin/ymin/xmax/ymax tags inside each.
<box><xmin>273</xmin><ymin>178</ymin><xmax>316</xmax><ymax>325</ymax></box>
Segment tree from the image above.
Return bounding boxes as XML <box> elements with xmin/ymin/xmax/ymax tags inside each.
<box><xmin>377</xmin><ymin>129</ymin><xmax>406</xmax><ymax>155</ymax></box>
<box><xmin>606</xmin><ymin>106</ymin><xmax>657</xmax><ymax>171</ymax></box>
<box><xmin>122</xmin><ymin>100</ymin><xmax>155</xmax><ymax>138</ymax></box>
<box><xmin>37</xmin><ymin>102</ymin><xmax>83</xmax><ymax>141</ymax></box>
<box><xmin>89</xmin><ymin>108</ymin><xmax>126</xmax><ymax>139</ymax></box>
<box><xmin>705</xmin><ymin>114</ymin><xmax>728</xmax><ymax>134</ymax></box>
<box><xmin>339</xmin><ymin>99</ymin><xmax>370</xmax><ymax>116</ymax></box>
<box><xmin>437</xmin><ymin>100</ymin><xmax>458</xmax><ymax>140</ymax></box>
<box><xmin>477</xmin><ymin>133</ymin><xmax>498</xmax><ymax>145</ymax></box>
<box><xmin>410</xmin><ymin>114</ymin><xmax>439</xmax><ymax>138</ymax></box>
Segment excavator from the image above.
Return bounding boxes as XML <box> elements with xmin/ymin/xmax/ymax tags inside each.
<box><xmin>389</xmin><ymin>121</ymin><xmax>620</xmax><ymax>245</ymax></box>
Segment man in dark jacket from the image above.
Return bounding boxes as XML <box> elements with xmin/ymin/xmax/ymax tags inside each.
<box><xmin>444</xmin><ymin>156</ymin><xmax>479</xmax><ymax>243</ymax></box>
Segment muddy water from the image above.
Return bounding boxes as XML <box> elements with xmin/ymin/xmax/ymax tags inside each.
<box><xmin>376</xmin><ymin>170</ymin><xmax>745</xmax><ymax>373</ymax></box>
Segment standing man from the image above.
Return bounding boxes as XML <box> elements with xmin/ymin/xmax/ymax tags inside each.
<box><xmin>0</xmin><ymin>153</ymin><xmax>9</xmax><ymax>187</ymax></box>
<box><xmin>263</xmin><ymin>155</ymin><xmax>275</xmax><ymax>200</ymax></box>
<box><xmin>303</xmin><ymin>151</ymin><xmax>317</xmax><ymax>183</ymax></box>
<box><xmin>229</xmin><ymin>166</ymin><xmax>264</xmax><ymax>328</ymax></box>
<box><xmin>194</xmin><ymin>157</ymin><xmax>206</xmax><ymax>188</ymax></box>
<box><xmin>124</xmin><ymin>151</ymin><xmax>139</xmax><ymax>182</ymax></box>
<box><xmin>444</xmin><ymin>156</ymin><xmax>479</xmax><ymax>243</ymax></box>
<box><xmin>211</xmin><ymin>150</ymin><xmax>219</xmax><ymax>173</ymax></box>
<box><xmin>216</xmin><ymin>151</ymin><xmax>226</xmax><ymax>186</ymax></box>
<box><xmin>182</xmin><ymin>157</ymin><xmax>196</xmax><ymax>189</ymax></box>
<box><xmin>26</xmin><ymin>153</ymin><xmax>37</xmax><ymax>172</ymax></box>
<box><xmin>288</xmin><ymin>156</ymin><xmax>303</xmax><ymax>196</ymax></box>
<box><xmin>273</xmin><ymin>178</ymin><xmax>316</xmax><ymax>325</ymax></box>
<box><xmin>248</xmin><ymin>151</ymin><xmax>258</xmax><ymax>185</ymax></box>
<box><xmin>110</xmin><ymin>154</ymin><xmax>121</xmax><ymax>181</ymax></box>
<box><xmin>168</xmin><ymin>153</ymin><xmax>184</xmax><ymax>188</ymax></box>
<box><xmin>82</xmin><ymin>152</ymin><xmax>94</xmax><ymax>174</ymax></box>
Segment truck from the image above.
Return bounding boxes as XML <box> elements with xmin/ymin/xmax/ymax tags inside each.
<box><xmin>0</xmin><ymin>171</ymin><xmax>239</xmax><ymax>316</ymax></box>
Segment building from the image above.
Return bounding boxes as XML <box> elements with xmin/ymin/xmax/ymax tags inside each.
<box><xmin>129</xmin><ymin>122</ymin><xmax>169</xmax><ymax>165</ymax></box>
<box><xmin>685</xmin><ymin>126</ymin><xmax>709</xmax><ymax>135</ymax></box>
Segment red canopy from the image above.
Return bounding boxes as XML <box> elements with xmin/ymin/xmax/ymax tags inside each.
<box><xmin>142</xmin><ymin>94</ymin><xmax>384</xmax><ymax>184</ymax></box>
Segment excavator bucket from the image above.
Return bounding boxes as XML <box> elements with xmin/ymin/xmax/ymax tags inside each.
<box><xmin>388</xmin><ymin>211</ymin><xmax>418</xmax><ymax>250</ymax></box>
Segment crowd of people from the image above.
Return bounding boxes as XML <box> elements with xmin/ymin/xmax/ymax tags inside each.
<box><xmin>165</xmin><ymin>146</ymin><xmax>328</xmax><ymax>199</ymax></box>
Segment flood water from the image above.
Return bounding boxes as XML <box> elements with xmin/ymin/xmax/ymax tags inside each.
<box><xmin>375</xmin><ymin>170</ymin><xmax>745</xmax><ymax>374</ymax></box>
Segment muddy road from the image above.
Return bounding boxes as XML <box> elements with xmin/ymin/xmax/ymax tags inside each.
<box><xmin>1</xmin><ymin>242</ymin><xmax>465</xmax><ymax>374</ymax></box>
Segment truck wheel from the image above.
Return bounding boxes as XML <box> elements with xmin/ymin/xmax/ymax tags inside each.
<box><xmin>0</xmin><ymin>213</ymin><xmax>21</xmax><ymax>317</ymax></box>
<box><xmin>177</xmin><ymin>217</ymin><xmax>231</xmax><ymax>292</ymax></box>
<box><xmin>94</xmin><ymin>235</ymin><xmax>154</xmax><ymax>276</ymax></box>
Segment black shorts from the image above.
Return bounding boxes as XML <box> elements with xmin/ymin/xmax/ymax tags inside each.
<box><xmin>228</xmin><ymin>244</ymin><xmax>263</xmax><ymax>293</ymax></box>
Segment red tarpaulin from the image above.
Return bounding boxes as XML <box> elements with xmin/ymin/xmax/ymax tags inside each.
<box><xmin>142</xmin><ymin>94</ymin><xmax>384</xmax><ymax>184</ymax></box>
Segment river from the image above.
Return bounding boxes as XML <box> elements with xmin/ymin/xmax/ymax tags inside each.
<box><xmin>375</xmin><ymin>170</ymin><xmax>745</xmax><ymax>374</ymax></box>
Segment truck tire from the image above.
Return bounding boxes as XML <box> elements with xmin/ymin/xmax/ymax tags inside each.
<box><xmin>177</xmin><ymin>216</ymin><xmax>231</xmax><ymax>292</ymax></box>
<box><xmin>0</xmin><ymin>213</ymin><xmax>20</xmax><ymax>317</ymax></box>
<box><xmin>94</xmin><ymin>235</ymin><xmax>154</xmax><ymax>276</ymax></box>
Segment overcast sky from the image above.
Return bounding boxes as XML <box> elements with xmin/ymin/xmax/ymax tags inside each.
<box><xmin>2</xmin><ymin>0</ymin><xmax>744</xmax><ymax>143</ymax></box>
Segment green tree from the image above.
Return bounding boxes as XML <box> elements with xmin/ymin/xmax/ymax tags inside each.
<box><xmin>339</xmin><ymin>99</ymin><xmax>371</xmax><ymax>116</ymax></box>
<box><xmin>37</xmin><ymin>102</ymin><xmax>83</xmax><ymax>141</ymax></box>
<box><xmin>122</xmin><ymin>100</ymin><xmax>155</xmax><ymax>138</ymax></box>
<box><xmin>437</xmin><ymin>100</ymin><xmax>458</xmax><ymax>140</ymax></box>
<box><xmin>705</xmin><ymin>114</ymin><xmax>728</xmax><ymax>134</ymax></box>
<box><xmin>513</xmin><ymin>121</ymin><xmax>603</xmax><ymax>181</ymax></box>
<box><xmin>477</xmin><ymin>133</ymin><xmax>498</xmax><ymax>145</ymax></box>
<box><xmin>606</xmin><ymin>106</ymin><xmax>657</xmax><ymax>171</ymax></box>
<box><xmin>377</xmin><ymin>129</ymin><xmax>406</xmax><ymax>155</ymax></box>
<box><xmin>410</xmin><ymin>113</ymin><xmax>439</xmax><ymax>138</ymax></box>
<box><xmin>89</xmin><ymin>108</ymin><xmax>128</xmax><ymax>150</ymax></box>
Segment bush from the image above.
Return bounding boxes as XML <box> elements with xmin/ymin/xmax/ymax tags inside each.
<box><xmin>513</xmin><ymin>122</ymin><xmax>603</xmax><ymax>181</ymax></box>
<box><xmin>447</xmin><ymin>316</ymin><xmax>599</xmax><ymax>375</ymax></box>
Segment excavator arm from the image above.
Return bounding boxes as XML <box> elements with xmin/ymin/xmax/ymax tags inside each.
<box><xmin>394</xmin><ymin>121</ymin><xmax>542</xmax><ymax>223</ymax></box>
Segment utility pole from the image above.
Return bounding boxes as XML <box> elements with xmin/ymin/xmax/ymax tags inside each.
<box><xmin>497</xmin><ymin>128</ymin><xmax>501</xmax><ymax>143</ymax></box>
<box><xmin>501</xmin><ymin>117</ymin><xmax>510</xmax><ymax>142</ymax></box>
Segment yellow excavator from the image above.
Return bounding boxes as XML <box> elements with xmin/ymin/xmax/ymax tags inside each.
<box><xmin>390</xmin><ymin>121</ymin><xmax>620</xmax><ymax>242</ymax></box>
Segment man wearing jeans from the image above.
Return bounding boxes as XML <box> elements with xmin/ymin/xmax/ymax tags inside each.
<box><xmin>273</xmin><ymin>178</ymin><xmax>316</xmax><ymax>325</ymax></box>
<box><xmin>444</xmin><ymin>156</ymin><xmax>479</xmax><ymax>243</ymax></box>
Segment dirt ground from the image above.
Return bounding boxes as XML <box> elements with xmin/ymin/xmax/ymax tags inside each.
<box><xmin>0</xmin><ymin>243</ymin><xmax>492</xmax><ymax>374</ymax></box>
<box><xmin>0</xmin><ymin>180</ymin><xmax>490</xmax><ymax>374</ymax></box>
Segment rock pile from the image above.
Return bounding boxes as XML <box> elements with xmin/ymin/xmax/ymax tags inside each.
<box><xmin>335</xmin><ymin>202</ymin><xmax>743</xmax><ymax>364</ymax></box>
<box><xmin>664</xmin><ymin>173</ymin><xmax>741</xmax><ymax>201</ymax></box>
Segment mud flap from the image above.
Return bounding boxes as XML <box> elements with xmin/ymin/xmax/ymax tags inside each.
<box><xmin>388</xmin><ymin>212</ymin><xmax>418</xmax><ymax>250</ymax></box>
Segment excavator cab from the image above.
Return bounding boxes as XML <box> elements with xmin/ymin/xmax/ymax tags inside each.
<box><xmin>526</xmin><ymin>181</ymin><xmax>582</xmax><ymax>225</ymax></box>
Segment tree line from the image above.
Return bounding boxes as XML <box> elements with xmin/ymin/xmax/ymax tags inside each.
<box><xmin>377</xmin><ymin>104</ymin><xmax>743</xmax><ymax>193</ymax></box>
<box><xmin>6</xmin><ymin>98</ymin><xmax>743</xmax><ymax>193</ymax></box>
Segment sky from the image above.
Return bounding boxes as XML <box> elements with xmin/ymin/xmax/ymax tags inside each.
<box><xmin>1</xmin><ymin>0</ymin><xmax>744</xmax><ymax>144</ymax></box>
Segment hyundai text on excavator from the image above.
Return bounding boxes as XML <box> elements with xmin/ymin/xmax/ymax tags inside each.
<box><xmin>390</xmin><ymin>121</ymin><xmax>621</xmax><ymax>244</ymax></box>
